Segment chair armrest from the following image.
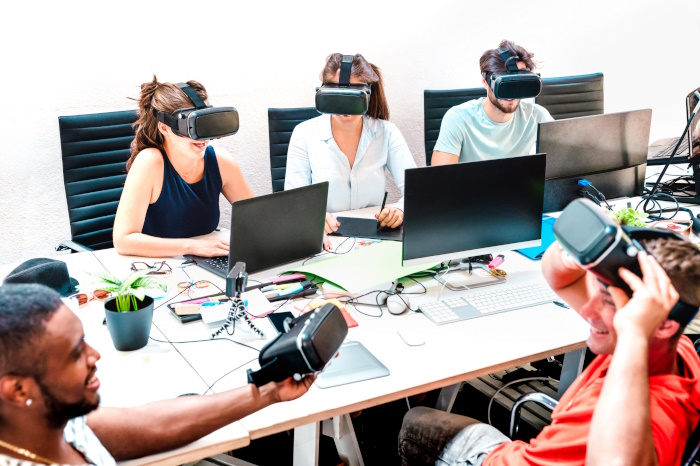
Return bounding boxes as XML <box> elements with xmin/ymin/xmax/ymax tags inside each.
<box><xmin>509</xmin><ymin>392</ymin><xmax>558</xmax><ymax>439</ymax></box>
<box><xmin>56</xmin><ymin>240</ymin><xmax>93</xmax><ymax>253</ymax></box>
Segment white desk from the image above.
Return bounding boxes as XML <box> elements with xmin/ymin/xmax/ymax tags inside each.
<box><xmin>93</xmin><ymin>208</ymin><xmax>591</xmax><ymax>466</ymax></box>
<box><xmin>0</xmin><ymin>253</ymin><xmax>250</xmax><ymax>466</ymax></box>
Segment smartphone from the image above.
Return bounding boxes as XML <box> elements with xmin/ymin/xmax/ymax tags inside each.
<box><xmin>268</xmin><ymin>311</ymin><xmax>295</xmax><ymax>334</ymax></box>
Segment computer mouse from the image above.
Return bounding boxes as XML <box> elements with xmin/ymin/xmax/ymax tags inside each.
<box><xmin>386</xmin><ymin>294</ymin><xmax>409</xmax><ymax>315</ymax></box>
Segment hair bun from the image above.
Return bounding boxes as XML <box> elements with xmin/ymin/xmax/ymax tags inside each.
<box><xmin>139</xmin><ymin>74</ymin><xmax>160</xmax><ymax>111</ymax></box>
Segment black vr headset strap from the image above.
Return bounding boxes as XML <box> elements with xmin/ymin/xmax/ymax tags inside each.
<box><xmin>177</xmin><ymin>83</ymin><xmax>207</xmax><ymax>109</ymax></box>
<box><xmin>339</xmin><ymin>55</ymin><xmax>354</xmax><ymax>87</ymax></box>
<box><xmin>669</xmin><ymin>301</ymin><xmax>700</xmax><ymax>327</ymax></box>
<box><xmin>155</xmin><ymin>110</ymin><xmax>181</xmax><ymax>132</ymax></box>
<box><xmin>497</xmin><ymin>48</ymin><xmax>521</xmax><ymax>72</ymax></box>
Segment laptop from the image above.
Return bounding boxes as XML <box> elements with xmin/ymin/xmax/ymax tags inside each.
<box><xmin>186</xmin><ymin>182</ymin><xmax>328</xmax><ymax>277</ymax></box>
<box><xmin>647</xmin><ymin>85</ymin><xmax>700</xmax><ymax>165</ymax></box>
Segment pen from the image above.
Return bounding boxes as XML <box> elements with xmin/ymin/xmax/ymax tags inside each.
<box><xmin>377</xmin><ymin>191</ymin><xmax>388</xmax><ymax>228</ymax></box>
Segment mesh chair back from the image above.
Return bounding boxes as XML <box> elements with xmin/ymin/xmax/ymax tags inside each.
<box><xmin>58</xmin><ymin>110</ymin><xmax>138</xmax><ymax>250</ymax></box>
<box><xmin>536</xmin><ymin>73</ymin><xmax>604</xmax><ymax>120</ymax></box>
<box><xmin>268</xmin><ymin>107</ymin><xmax>321</xmax><ymax>192</ymax></box>
<box><xmin>423</xmin><ymin>88</ymin><xmax>487</xmax><ymax>165</ymax></box>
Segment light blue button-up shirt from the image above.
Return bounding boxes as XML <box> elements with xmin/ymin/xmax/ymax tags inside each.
<box><xmin>284</xmin><ymin>114</ymin><xmax>417</xmax><ymax>213</ymax></box>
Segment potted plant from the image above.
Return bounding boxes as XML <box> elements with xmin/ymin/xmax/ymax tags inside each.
<box><xmin>613</xmin><ymin>206</ymin><xmax>649</xmax><ymax>227</ymax></box>
<box><xmin>79</xmin><ymin>270</ymin><xmax>167</xmax><ymax>351</ymax></box>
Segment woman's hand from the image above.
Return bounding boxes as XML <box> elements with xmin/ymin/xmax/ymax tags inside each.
<box><xmin>325</xmin><ymin>213</ymin><xmax>340</xmax><ymax>234</ymax></box>
<box><xmin>323</xmin><ymin>235</ymin><xmax>332</xmax><ymax>251</ymax></box>
<box><xmin>375</xmin><ymin>207</ymin><xmax>404</xmax><ymax>229</ymax></box>
<box><xmin>188</xmin><ymin>238</ymin><xmax>230</xmax><ymax>257</ymax></box>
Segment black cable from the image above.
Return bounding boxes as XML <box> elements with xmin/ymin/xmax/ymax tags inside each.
<box><xmin>202</xmin><ymin>357</ymin><xmax>258</xmax><ymax>395</ymax></box>
<box><xmin>636</xmin><ymin>192</ymin><xmax>680</xmax><ymax>221</ymax></box>
<box><xmin>301</xmin><ymin>237</ymin><xmax>357</xmax><ymax>265</ymax></box>
<box><xmin>149</xmin><ymin>335</ymin><xmax>260</xmax><ymax>354</ymax></box>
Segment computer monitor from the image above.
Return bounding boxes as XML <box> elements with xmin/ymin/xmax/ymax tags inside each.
<box><xmin>402</xmin><ymin>154</ymin><xmax>546</xmax><ymax>266</ymax></box>
<box><xmin>538</xmin><ymin>109</ymin><xmax>652</xmax><ymax>212</ymax></box>
<box><xmin>689</xmin><ymin>89</ymin><xmax>700</xmax><ymax>159</ymax></box>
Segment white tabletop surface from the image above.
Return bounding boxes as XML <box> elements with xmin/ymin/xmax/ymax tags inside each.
<box><xmin>92</xmin><ymin>207</ymin><xmax>592</xmax><ymax>442</ymax></box>
<box><xmin>0</xmin><ymin>252</ymin><xmax>250</xmax><ymax>465</ymax></box>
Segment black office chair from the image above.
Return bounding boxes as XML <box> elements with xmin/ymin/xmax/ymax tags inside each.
<box><xmin>423</xmin><ymin>87</ymin><xmax>486</xmax><ymax>166</ymax></box>
<box><xmin>57</xmin><ymin>109</ymin><xmax>138</xmax><ymax>252</ymax></box>
<box><xmin>509</xmin><ymin>346</ymin><xmax>700</xmax><ymax>466</ymax></box>
<box><xmin>535</xmin><ymin>73</ymin><xmax>604</xmax><ymax>120</ymax></box>
<box><xmin>267</xmin><ymin>107</ymin><xmax>321</xmax><ymax>192</ymax></box>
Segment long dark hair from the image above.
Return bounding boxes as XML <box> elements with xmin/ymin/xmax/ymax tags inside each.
<box><xmin>321</xmin><ymin>53</ymin><xmax>390</xmax><ymax>121</ymax></box>
<box><xmin>127</xmin><ymin>75</ymin><xmax>208</xmax><ymax>171</ymax></box>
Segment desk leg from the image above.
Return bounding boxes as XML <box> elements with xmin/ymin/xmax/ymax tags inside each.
<box><xmin>435</xmin><ymin>383</ymin><xmax>461</xmax><ymax>412</ymax></box>
<box><xmin>293</xmin><ymin>422</ymin><xmax>320</xmax><ymax>466</ymax></box>
<box><xmin>558</xmin><ymin>348</ymin><xmax>586</xmax><ymax>399</ymax></box>
<box><xmin>322</xmin><ymin>414</ymin><xmax>365</xmax><ymax>466</ymax></box>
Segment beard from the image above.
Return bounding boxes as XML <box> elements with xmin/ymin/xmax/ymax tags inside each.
<box><xmin>36</xmin><ymin>378</ymin><xmax>100</xmax><ymax>429</ymax></box>
<box><xmin>487</xmin><ymin>91</ymin><xmax>520</xmax><ymax>114</ymax></box>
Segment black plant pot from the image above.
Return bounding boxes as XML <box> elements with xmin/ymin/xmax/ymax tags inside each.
<box><xmin>103</xmin><ymin>296</ymin><xmax>154</xmax><ymax>351</ymax></box>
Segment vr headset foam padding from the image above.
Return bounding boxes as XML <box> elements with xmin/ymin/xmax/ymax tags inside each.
<box><xmin>315</xmin><ymin>55</ymin><xmax>370</xmax><ymax>115</ymax></box>
<box><xmin>553</xmin><ymin>198</ymin><xmax>699</xmax><ymax>326</ymax></box>
<box><xmin>485</xmin><ymin>48</ymin><xmax>542</xmax><ymax>100</ymax></box>
<box><xmin>156</xmin><ymin>83</ymin><xmax>239</xmax><ymax>140</ymax></box>
<box><xmin>247</xmin><ymin>303</ymin><xmax>349</xmax><ymax>386</ymax></box>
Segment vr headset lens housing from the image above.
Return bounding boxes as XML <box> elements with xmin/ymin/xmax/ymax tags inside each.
<box><xmin>315</xmin><ymin>54</ymin><xmax>370</xmax><ymax>115</ymax></box>
<box><xmin>553</xmin><ymin>198</ymin><xmax>699</xmax><ymax>326</ymax></box>
<box><xmin>156</xmin><ymin>83</ymin><xmax>239</xmax><ymax>140</ymax></box>
<box><xmin>485</xmin><ymin>48</ymin><xmax>542</xmax><ymax>100</ymax></box>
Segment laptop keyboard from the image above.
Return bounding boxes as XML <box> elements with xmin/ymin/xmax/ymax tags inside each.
<box><xmin>418</xmin><ymin>282</ymin><xmax>560</xmax><ymax>325</ymax></box>
<box><xmin>190</xmin><ymin>256</ymin><xmax>228</xmax><ymax>278</ymax></box>
<box><xmin>650</xmin><ymin>137</ymin><xmax>689</xmax><ymax>158</ymax></box>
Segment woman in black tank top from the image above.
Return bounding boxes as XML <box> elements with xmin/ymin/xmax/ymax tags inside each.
<box><xmin>113</xmin><ymin>75</ymin><xmax>253</xmax><ymax>258</ymax></box>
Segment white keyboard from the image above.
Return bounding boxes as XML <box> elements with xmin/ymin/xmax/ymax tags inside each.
<box><xmin>418</xmin><ymin>282</ymin><xmax>560</xmax><ymax>325</ymax></box>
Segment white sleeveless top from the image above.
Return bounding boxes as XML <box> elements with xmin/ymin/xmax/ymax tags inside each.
<box><xmin>0</xmin><ymin>416</ymin><xmax>115</xmax><ymax>466</ymax></box>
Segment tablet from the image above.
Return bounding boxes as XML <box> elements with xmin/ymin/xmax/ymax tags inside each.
<box><xmin>331</xmin><ymin>217</ymin><xmax>402</xmax><ymax>241</ymax></box>
<box><xmin>315</xmin><ymin>341</ymin><xmax>390</xmax><ymax>389</ymax></box>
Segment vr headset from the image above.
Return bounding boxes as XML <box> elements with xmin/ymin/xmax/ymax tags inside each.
<box><xmin>553</xmin><ymin>199</ymin><xmax>699</xmax><ymax>326</ymax></box>
<box><xmin>484</xmin><ymin>48</ymin><xmax>542</xmax><ymax>100</ymax></box>
<box><xmin>246</xmin><ymin>304</ymin><xmax>349</xmax><ymax>386</ymax></box>
<box><xmin>315</xmin><ymin>55</ymin><xmax>370</xmax><ymax>115</ymax></box>
<box><xmin>155</xmin><ymin>83</ymin><xmax>239</xmax><ymax>140</ymax></box>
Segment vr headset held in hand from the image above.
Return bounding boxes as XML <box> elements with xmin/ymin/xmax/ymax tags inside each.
<box><xmin>155</xmin><ymin>83</ymin><xmax>239</xmax><ymax>140</ymax></box>
<box><xmin>315</xmin><ymin>55</ymin><xmax>370</xmax><ymax>115</ymax></box>
<box><xmin>484</xmin><ymin>48</ymin><xmax>542</xmax><ymax>100</ymax></box>
<box><xmin>246</xmin><ymin>304</ymin><xmax>349</xmax><ymax>386</ymax></box>
<box><xmin>553</xmin><ymin>199</ymin><xmax>699</xmax><ymax>326</ymax></box>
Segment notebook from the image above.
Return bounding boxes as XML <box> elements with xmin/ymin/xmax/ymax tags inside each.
<box><xmin>516</xmin><ymin>215</ymin><xmax>556</xmax><ymax>260</ymax></box>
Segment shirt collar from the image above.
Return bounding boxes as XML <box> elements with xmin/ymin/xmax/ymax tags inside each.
<box><xmin>319</xmin><ymin>114</ymin><xmax>376</xmax><ymax>141</ymax></box>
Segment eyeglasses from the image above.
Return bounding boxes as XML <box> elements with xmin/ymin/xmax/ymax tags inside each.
<box><xmin>130</xmin><ymin>261</ymin><xmax>172</xmax><ymax>275</ymax></box>
<box><xmin>69</xmin><ymin>290</ymin><xmax>112</xmax><ymax>309</ymax></box>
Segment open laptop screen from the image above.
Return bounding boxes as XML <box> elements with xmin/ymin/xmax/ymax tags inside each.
<box><xmin>687</xmin><ymin>87</ymin><xmax>700</xmax><ymax>158</ymax></box>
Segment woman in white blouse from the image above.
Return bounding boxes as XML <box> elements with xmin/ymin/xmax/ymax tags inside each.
<box><xmin>284</xmin><ymin>53</ymin><xmax>416</xmax><ymax>233</ymax></box>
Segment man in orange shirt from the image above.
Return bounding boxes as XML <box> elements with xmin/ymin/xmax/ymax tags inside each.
<box><xmin>399</xmin><ymin>237</ymin><xmax>700</xmax><ymax>466</ymax></box>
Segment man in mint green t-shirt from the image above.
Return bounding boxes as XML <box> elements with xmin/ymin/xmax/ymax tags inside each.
<box><xmin>432</xmin><ymin>40</ymin><xmax>553</xmax><ymax>165</ymax></box>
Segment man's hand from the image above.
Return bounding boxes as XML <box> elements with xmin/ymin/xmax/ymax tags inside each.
<box><xmin>608</xmin><ymin>251</ymin><xmax>679</xmax><ymax>339</ymax></box>
<box><xmin>265</xmin><ymin>374</ymin><xmax>316</xmax><ymax>403</ymax></box>
<box><xmin>325</xmin><ymin>213</ymin><xmax>340</xmax><ymax>234</ymax></box>
<box><xmin>375</xmin><ymin>207</ymin><xmax>403</xmax><ymax>229</ymax></box>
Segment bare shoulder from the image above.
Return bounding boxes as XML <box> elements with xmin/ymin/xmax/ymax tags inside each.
<box><xmin>212</xmin><ymin>145</ymin><xmax>241</xmax><ymax>171</ymax></box>
<box><xmin>130</xmin><ymin>147</ymin><xmax>164</xmax><ymax>172</ymax></box>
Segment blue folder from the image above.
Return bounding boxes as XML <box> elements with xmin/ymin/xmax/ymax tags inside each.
<box><xmin>516</xmin><ymin>215</ymin><xmax>557</xmax><ymax>260</ymax></box>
